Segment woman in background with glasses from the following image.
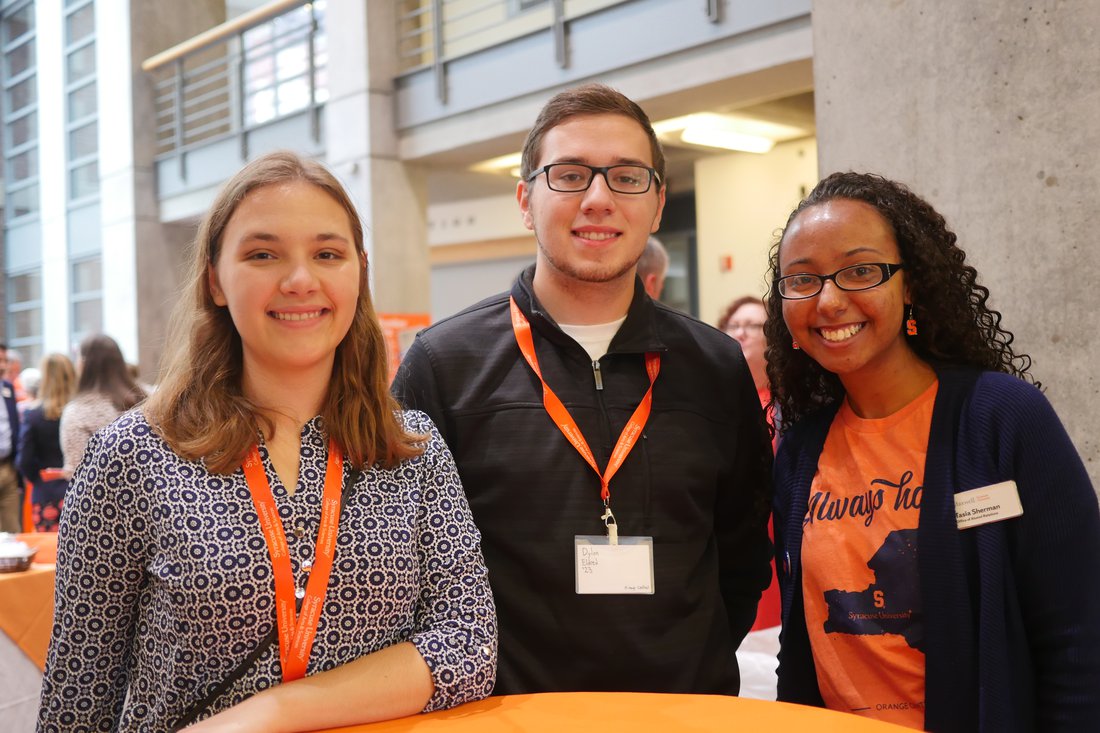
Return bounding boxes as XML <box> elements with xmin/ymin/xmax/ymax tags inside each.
<box><xmin>719</xmin><ymin>296</ymin><xmax>770</xmax><ymax>414</ymax></box>
<box><xmin>766</xmin><ymin>171</ymin><xmax>1100</xmax><ymax>731</ymax></box>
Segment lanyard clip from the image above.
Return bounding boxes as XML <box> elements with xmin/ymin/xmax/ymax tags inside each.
<box><xmin>601</xmin><ymin>503</ymin><xmax>619</xmax><ymax>546</ymax></box>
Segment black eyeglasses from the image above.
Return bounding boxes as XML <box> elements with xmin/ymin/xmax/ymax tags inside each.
<box><xmin>777</xmin><ymin>263</ymin><xmax>905</xmax><ymax>300</ymax></box>
<box><xmin>526</xmin><ymin>163</ymin><xmax>660</xmax><ymax>194</ymax></box>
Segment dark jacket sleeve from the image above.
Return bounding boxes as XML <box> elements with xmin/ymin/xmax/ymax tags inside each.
<box><xmin>714</xmin><ymin>370</ymin><xmax>773</xmax><ymax>647</ymax></box>
<box><xmin>16</xmin><ymin>410</ymin><xmax>41</xmax><ymax>482</ymax></box>
<box><xmin>967</xmin><ymin>377</ymin><xmax>1100</xmax><ymax>727</ymax></box>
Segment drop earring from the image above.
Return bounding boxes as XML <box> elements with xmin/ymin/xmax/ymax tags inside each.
<box><xmin>906</xmin><ymin>304</ymin><xmax>918</xmax><ymax>336</ymax></box>
<box><xmin>792</xmin><ymin>338</ymin><xmax>800</xmax><ymax>350</ymax></box>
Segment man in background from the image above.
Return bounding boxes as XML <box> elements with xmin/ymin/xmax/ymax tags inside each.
<box><xmin>636</xmin><ymin>235</ymin><xmax>669</xmax><ymax>299</ymax></box>
<box><xmin>394</xmin><ymin>84</ymin><xmax>771</xmax><ymax>696</ymax></box>
<box><xmin>0</xmin><ymin>344</ymin><xmax>22</xmax><ymax>532</ymax></box>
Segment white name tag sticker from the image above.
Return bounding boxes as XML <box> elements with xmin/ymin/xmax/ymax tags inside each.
<box><xmin>954</xmin><ymin>480</ymin><xmax>1024</xmax><ymax>529</ymax></box>
<box><xmin>575</xmin><ymin>535</ymin><xmax>654</xmax><ymax>594</ymax></box>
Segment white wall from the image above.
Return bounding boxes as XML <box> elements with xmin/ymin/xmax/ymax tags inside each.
<box><xmin>694</xmin><ymin>138</ymin><xmax>818</xmax><ymax>325</ymax></box>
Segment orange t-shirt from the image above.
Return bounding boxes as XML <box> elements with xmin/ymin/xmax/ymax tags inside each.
<box><xmin>801</xmin><ymin>380</ymin><xmax>938</xmax><ymax>729</ymax></box>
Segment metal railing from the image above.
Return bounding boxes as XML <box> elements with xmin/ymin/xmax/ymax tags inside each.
<box><xmin>396</xmin><ymin>0</ymin><xmax>628</xmax><ymax>101</ymax></box>
<box><xmin>143</xmin><ymin>0</ymin><xmax>327</xmax><ymax>162</ymax></box>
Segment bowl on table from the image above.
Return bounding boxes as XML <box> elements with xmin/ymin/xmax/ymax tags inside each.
<box><xmin>0</xmin><ymin>537</ymin><xmax>37</xmax><ymax>573</ymax></box>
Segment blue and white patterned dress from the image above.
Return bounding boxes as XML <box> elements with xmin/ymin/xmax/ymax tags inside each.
<box><xmin>37</xmin><ymin>410</ymin><xmax>497</xmax><ymax>732</ymax></box>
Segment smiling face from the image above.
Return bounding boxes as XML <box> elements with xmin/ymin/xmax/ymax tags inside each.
<box><xmin>517</xmin><ymin>114</ymin><xmax>665</xmax><ymax>290</ymax></box>
<box><xmin>779</xmin><ymin>198</ymin><xmax>915</xmax><ymax>387</ymax></box>
<box><xmin>209</xmin><ymin>180</ymin><xmax>362</xmax><ymax>387</ymax></box>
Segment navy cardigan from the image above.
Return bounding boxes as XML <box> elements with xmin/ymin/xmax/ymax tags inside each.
<box><xmin>774</xmin><ymin>366</ymin><xmax>1100</xmax><ymax>732</ymax></box>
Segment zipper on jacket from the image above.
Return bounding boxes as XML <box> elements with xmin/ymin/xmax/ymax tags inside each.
<box><xmin>591</xmin><ymin>360</ymin><xmax>604</xmax><ymax>391</ymax></box>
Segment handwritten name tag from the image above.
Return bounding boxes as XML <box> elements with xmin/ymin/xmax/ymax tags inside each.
<box><xmin>954</xmin><ymin>481</ymin><xmax>1023</xmax><ymax>530</ymax></box>
<box><xmin>575</xmin><ymin>535</ymin><xmax>654</xmax><ymax>594</ymax></box>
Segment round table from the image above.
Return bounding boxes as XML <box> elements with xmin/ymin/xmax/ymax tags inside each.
<box><xmin>320</xmin><ymin>692</ymin><xmax>915</xmax><ymax>732</ymax></box>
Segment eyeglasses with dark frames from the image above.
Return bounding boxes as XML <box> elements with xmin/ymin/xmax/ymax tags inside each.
<box><xmin>526</xmin><ymin>163</ymin><xmax>661</xmax><ymax>195</ymax></box>
<box><xmin>777</xmin><ymin>263</ymin><xmax>905</xmax><ymax>300</ymax></box>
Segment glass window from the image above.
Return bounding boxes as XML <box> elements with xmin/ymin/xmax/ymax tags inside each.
<box><xmin>66</xmin><ymin>40</ymin><xmax>95</xmax><ymax>81</ymax></box>
<box><xmin>68</xmin><ymin>120</ymin><xmax>97</xmax><ymax>159</ymax></box>
<box><xmin>72</xmin><ymin>298</ymin><xmax>102</xmax><ymax>335</ymax></box>
<box><xmin>68</xmin><ymin>81</ymin><xmax>96</xmax><ymax>121</ymax></box>
<box><xmin>4</xmin><ymin>40</ymin><xmax>33</xmax><ymax>78</ymax></box>
<box><xmin>69</xmin><ymin>160</ymin><xmax>98</xmax><ymax>198</ymax></box>
<box><xmin>1</xmin><ymin>3</ymin><xmax>33</xmax><ymax>46</ymax></box>
<box><xmin>276</xmin><ymin>77</ymin><xmax>309</xmax><ymax>115</ymax></box>
<box><xmin>8</xmin><ymin>270</ymin><xmax>40</xmax><ymax>302</ymax></box>
<box><xmin>6</xmin><ymin>110</ymin><xmax>35</xmax><ymax>147</ymax></box>
<box><xmin>65</xmin><ymin>4</ymin><xmax>94</xmax><ymax>45</ymax></box>
<box><xmin>10</xmin><ymin>306</ymin><xmax>41</xmax><ymax>339</ymax></box>
<box><xmin>72</xmin><ymin>257</ymin><xmax>100</xmax><ymax>293</ymax></box>
<box><xmin>6</xmin><ymin>146</ymin><xmax>36</xmax><ymax>182</ymax></box>
<box><xmin>5</xmin><ymin>183</ymin><xmax>37</xmax><ymax>218</ymax></box>
<box><xmin>5</xmin><ymin>74</ymin><xmax>35</xmax><ymax>113</ymax></box>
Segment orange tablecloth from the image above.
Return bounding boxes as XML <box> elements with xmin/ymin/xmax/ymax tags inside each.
<box><xmin>321</xmin><ymin>692</ymin><xmax>914</xmax><ymax>732</ymax></box>
<box><xmin>17</xmin><ymin>532</ymin><xmax>58</xmax><ymax>564</ymax></box>
<box><xmin>0</xmin><ymin>561</ymin><xmax>56</xmax><ymax>670</ymax></box>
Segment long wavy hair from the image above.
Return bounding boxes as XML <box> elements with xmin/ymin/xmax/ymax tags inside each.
<box><xmin>764</xmin><ymin>171</ymin><xmax>1035</xmax><ymax>429</ymax></box>
<box><xmin>39</xmin><ymin>353</ymin><xmax>77</xmax><ymax>421</ymax></box>
<box><xmin>77</xmin><ymin>334</ymin><xmax>146</xmax><ymax>411</ymax></box>
<box><xmin>144</xmin><ymin>151</ymin><xmax>424</xmax><ymax>474</ymax></box>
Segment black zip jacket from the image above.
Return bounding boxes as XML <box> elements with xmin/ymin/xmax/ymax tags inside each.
<box><xmin>392</xmin><ymin>265</ymin><xmax>772</xmax><ymax>695</ymax></box>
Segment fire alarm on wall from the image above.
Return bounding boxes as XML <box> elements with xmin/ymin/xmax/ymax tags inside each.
<box><xmin>719</xmin><ymin>255</ymin><xmax>733</xmax><ymax>272</ymax></box>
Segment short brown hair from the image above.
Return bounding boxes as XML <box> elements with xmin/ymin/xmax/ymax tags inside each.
<box><xmin>717</xmin><ymin>296</ymin><xmax>765</xmax><ymax>330</ymax></box>
<box><xmin>145</xmin><ymin>151</ymin><xmax>423</xmax><ymax>474</ymax></box>
<box><xmin>520</xmin><ymin>83</ymin><xmax>666</xmax><ymax>184</ymax></box>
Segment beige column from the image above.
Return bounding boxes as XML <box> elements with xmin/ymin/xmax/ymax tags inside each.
<box><xmin>324</xmin><ymin>1</ymin><xmax>430</xmax><ymax>314</ymax></box>
<box><xmin>812</xmin><ymin>0</ymin><xmax>1100</xmax><ymax>488</ymax></box>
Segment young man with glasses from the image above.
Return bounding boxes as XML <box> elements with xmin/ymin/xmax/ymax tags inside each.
<box><xmin>393</xmin><ymin>84</ymin><xmax>771</xmax><ymax>695</ymax></box>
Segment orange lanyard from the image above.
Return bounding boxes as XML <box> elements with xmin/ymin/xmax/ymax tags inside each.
<box><xmin>509</xmin><ymin>296</ymin><xmax>659</xmax><ymax>505</ymax></box>
<box><xmin>242</xmin><ymin>440</ymin><xmax>344</xmax><ymax>682</ymax></box>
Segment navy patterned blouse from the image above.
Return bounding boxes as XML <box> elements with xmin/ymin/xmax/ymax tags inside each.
<box><xmin>37</xmin><ymin>410</ymin><xmax>497</xmax><ymax>732</ymax></box>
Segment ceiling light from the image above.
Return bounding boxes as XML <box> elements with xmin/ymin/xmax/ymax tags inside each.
<box><xmin>471</xmin><ymin>152</ymin><xmax>523</xmax><ymax>177</ymax></box>
<box><xmin>680</xmin><ymin>125</ymin><xmax>775</xmax><ymax>154</ymax></box>
<box><xmin>654</xmin><ymin>112</ymin><xmax>808</xmax><ymax>154</ymax></box>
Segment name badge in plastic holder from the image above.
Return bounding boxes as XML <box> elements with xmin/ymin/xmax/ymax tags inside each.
<box><xmin>575</xmin><ymin>535</ymin><xmax>655</xmax><ymax>594</ymax></box>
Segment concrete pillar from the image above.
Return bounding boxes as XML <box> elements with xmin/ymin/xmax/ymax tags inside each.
<box><xmin>324</xmin><ymin>1</ymin><xmax>430</xmax><ymax>314</ymax></box>
<box><xmin>97</xmin><ymin>0</ymin><xmax>224</xmax><ymax>372</ymax></box>
<box><xmin>812</xmin><ymin>0</ymin><xmax>1100</xmax><ymax>486</ymax></box>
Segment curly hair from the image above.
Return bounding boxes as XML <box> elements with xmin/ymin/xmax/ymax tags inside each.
<box><xmin>764</xmin><ymin>171</ymin><xmax>1035</xmax><ymax>429</ymax></box>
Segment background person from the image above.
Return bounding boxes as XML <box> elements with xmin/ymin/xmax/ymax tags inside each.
<box><xmin>636</xmin><ymin>235</ymin><xmax>669</xmax><ymax>299</ymax></box>
<box><xmin>717</xmin><ymin>295</ymin><xmax>781</xmax><ymax>701</ymax></box>
<box><xmin>394</xmin><ymin>84</ymin><xmax>772</xmax><ymax>696</ymax></box>
<box><xmin>58</xmin><ymin>333</ymin><xmax>147</xmax><ymax>474</ymax></box>
<box><xmin>17</xmin><ymin>353</ymin><xmax>76</xmax><ymax>532</ymax></box>
<box><xmin>0</xmin><ymin>343</ymin><xmax>21</xmax><ymax>533</ymax></box>
<box><xmin>17</xmin><ymin>366</ymin><xmax>40</xmax><ymax>415</ymax></box>
<box><xmin>38</xmin><ymin>151</ymin><xmax>496</xmax><ymax>732</ymax></box>
<box><xmin>719</xmin><ymin>296</ymin><xmax>770</xmax><ymax>414</ymax></box>
<box><xmin>767</xmin><ymin>171</ymin><xmax>1100</xmax><ymax>730</ymax></box>
<box><xmin>6</xmin><ymin>348</ymin><xmax>26</xmax><ymax>402</ymax></box>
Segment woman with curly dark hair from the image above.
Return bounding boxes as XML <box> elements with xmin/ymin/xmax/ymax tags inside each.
<box><xmin>767</xmin><ymin>172</ymin><xmax>1100</xmax><ymax>731</ymax></box>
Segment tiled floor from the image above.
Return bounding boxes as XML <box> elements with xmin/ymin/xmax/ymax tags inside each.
<box><xmin>0</xmin><ymin>631</ymin><xmax>41</xmax><ymax>732</ymax></box>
